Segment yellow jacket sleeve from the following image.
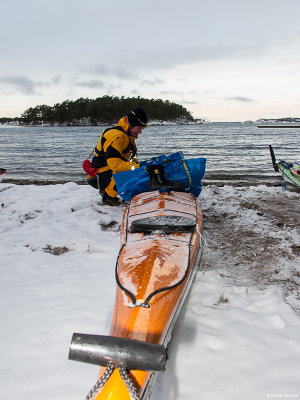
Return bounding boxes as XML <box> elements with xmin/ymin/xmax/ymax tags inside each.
<box><xmin>105</xmin><ymin>136</ymin><xmax>133</xmax><ymax>173</ymax></box>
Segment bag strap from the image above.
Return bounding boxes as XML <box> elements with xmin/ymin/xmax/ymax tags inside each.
<box><xmin>87</xmin><ymin>149</ymin><xmax>94</xmax><ymax>159</ymax></box>
<box><xmin>147</xmin><ymin>164</ymin><xmax>186</xmax><ymax>190</ymax></box>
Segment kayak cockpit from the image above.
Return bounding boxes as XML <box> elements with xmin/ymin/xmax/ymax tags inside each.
<box><xmin>130</xmin><ymin>215</ymin><xmax>196</xmax><ymax>234</ymax></box>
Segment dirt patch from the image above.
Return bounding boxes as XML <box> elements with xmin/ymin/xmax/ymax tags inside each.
<box><xmin>43</xmin><ymin>245</ymin><xmax>69</xmax><ymax>255</ymax></box>
<box><xmin>200</xmin><ymin>186</ymin><xmax>300</xmax><ymax>312</ymax></box>
<box><xmin>100</xmin><ymin>220</ymin><xmax>119</xmax><ymax>231</ymax></box>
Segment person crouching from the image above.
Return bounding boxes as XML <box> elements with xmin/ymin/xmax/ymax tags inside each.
<box><xmin>87</xmin><ymin>107</ymin><xmax>148</xmax><ymax>206</ymax></box>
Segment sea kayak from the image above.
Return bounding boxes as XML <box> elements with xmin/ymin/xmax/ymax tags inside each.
<box><xmin>0</xmin><ymin>168</ymin><xmax>6</xmax><ymax>182</ymax></box>
<box><xmin>69</xmin><ymin>189</ymin><xmax>203</xmax><ymax>399</ymax></box>
<box><xmin>269</xmin><ymin>145</ymin><xmax>300</xmax><ymax>188</ymax></box>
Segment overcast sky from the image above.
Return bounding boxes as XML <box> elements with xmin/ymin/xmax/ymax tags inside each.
<box><xmin>1</xmin><ymin>0</ymin><xmax>300</xmax><ymax>121</ymax></box>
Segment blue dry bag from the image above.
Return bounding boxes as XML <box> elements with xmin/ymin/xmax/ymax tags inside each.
<box><xmin>113</xmin><ymin>151</ymin><xmax>206</xmax><ymax>202</ymax></box>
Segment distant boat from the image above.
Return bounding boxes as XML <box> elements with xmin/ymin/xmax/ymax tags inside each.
<box><xmin>0</xmin><ymin>168</ymin><xmax>6</xmax><ymax>182</ymax></box>
<box><xmin>269</xmin><ymin>145</ymin><xmax>300</xmax><ymax>189</ymax></box>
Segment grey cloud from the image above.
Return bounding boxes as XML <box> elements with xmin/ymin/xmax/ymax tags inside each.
<box><xmin>130</xmin><ymin>42</ymin><xmax>267</xmax><ymax>72</ymax></box>
<box><xmin>160</xmin><ymin>90</ymin><xmax>182</xmax><ymax>95</ymax></box>
<box><xmin>131</xmin><ymin>89</ymin><xmax>140</xmax><ymax>95</ymax></box>
<box><xmin>76</xmin><ymin>43</ymin><xmax>266</xmax><ymax>82</ymax></box>
<box><xmin>0</xmin><ymin>75</ymin><xmax>49</xmax><ymax>94</ymax></box>
<box><xmin>181</xmin><ymin>100</ymin><xmax>198</xmax><ymax>105</ymax></box>
<box><xmin>107</xmin><ymin>83</ymin><xmax>122</xmax><ymax>91</ymax></box>
<box><xmin>141</xmin><ymin>77</ymin><xmax>164</xmax><ymax>86</ymax></box>
<box><xmin>76</xmin><ymin>79</ymin><xmax>105</xmax><ymax>89</ymax></box>
<box><xmin>112</xmin><ymin>67</ymin><xmax>136</xmax><ymax>80</ymax></box>
<box><xmin>77</xmin><ymin>63</ymin><xmax>109</xmax><ymax>75</ymax></box>
<box><xmin>78</xmin><ymin>62</ymin><xmax>137</xmax><ymax>80</ymax></box>
<box><xmin>52</xmin><ymin>75</ymin><xmax>61</xmax><ymax>84</ymax></box>
<box><xmin>227</xmin><ymin>96</ymin><xmax>255</xmax><ymax>103</ymax></box>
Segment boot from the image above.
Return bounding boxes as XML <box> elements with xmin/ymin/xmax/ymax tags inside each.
<box><xmin>102</xmin><ymin>193</ymin><xmax>121</xmax><ymax>206</ymax></box>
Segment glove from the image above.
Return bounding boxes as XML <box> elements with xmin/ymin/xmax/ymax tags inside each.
<box><xmin>131</xmin><ymin>160</ymin><xmax>140</xmax><ymax>170</ymax></box>
<box><xmin>82</xmin><ymin>159</ymin><xmax>98</xmax><ymax>176</ymax></box>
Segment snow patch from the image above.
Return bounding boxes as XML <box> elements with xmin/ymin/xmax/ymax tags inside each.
<box><xmin>0</xmin><ymin>183</ymin><xmax>299</xmax><ymax>399</ymax></box>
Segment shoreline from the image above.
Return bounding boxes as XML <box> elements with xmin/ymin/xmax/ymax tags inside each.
<box><xmin>257</xmin><ymin>125</ymin><xmax>300</xmax><ymax>128</ymax></box>
<box><xmin>1</xmin><ymin>177</ymin><xmax>286</xmax><ymax>188</ymax></box>
<box><xmin>0</xmin><ymin>120</ymin><xmax>203</xmax><ymax>128</ymax></box>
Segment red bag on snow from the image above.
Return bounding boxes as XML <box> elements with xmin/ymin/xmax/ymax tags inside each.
<box><xmin>82</xmin><ymin>159</ymin><xmax>98</xmax><ymax>177</ymax></box>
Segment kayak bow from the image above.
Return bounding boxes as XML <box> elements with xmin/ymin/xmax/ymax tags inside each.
<box><xmin>69</xmin><ymin>189</ymin><xmax>203</xmax><ymax>399</ymax></box>
<box><xmin>269</xmin><ymin>145</ymin><xmax>300</xmax><ymax>188</ymax></box>
<box><xmin>0</xmin><ymin>168</ymin><xmax>7</xmax><ymax>182</ymax></box>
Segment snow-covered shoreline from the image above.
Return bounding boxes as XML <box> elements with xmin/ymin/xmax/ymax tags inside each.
<box><xmin>0</xmin><ymin>183</ymin><xmax>299</xmax><ymax>399</ymax></box>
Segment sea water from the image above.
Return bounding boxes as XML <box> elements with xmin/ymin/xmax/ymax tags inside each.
<box><xmin>0</xmin><ymin>123</ymin><xmax>299</xmax><ymax>184</ymax></box>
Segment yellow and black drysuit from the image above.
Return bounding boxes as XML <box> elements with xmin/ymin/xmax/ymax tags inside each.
<box><xmin>89</xmin><ymin>117</ymin><xmax>138</xmax><ymax>198</ymax></box>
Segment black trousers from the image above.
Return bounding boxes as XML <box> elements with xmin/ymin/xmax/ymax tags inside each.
<box><xmin>87</xmin><ymin>169</ymin><xmax>118</xmax><ymax>198</ymax></box>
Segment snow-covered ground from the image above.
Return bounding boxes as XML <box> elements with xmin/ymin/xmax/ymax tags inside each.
<box><xmin>0</xmin><ymin>182</ymin><xmax>299</xmax><ymax>400</ymax></box>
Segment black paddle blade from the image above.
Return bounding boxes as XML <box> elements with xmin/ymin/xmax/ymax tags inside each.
<box><xmin>269</xmin><ymin>145</ymin><xmax>279</xmax><ymax>172</ymax></box>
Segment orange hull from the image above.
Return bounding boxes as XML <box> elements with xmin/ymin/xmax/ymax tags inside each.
<box><xmin>71</xmin><ymin>190</ymin><xmax>203</xmax><ymax>399</ymax></box>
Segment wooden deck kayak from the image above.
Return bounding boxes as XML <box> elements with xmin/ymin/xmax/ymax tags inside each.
<box><xmin>69</xmin><ymin>189</ymin><xmax>204</xmax><ymax>399</ymax></box>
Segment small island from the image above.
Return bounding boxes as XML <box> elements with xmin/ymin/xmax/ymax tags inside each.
<box><xmin>257</xmin><ymin>117</ymin><xmax>300</xmax><ymax>128</ymax></box>
<box><xmin>0</xmin><ymin>96</ymin><xmax>195</xmax><ymax>126</ymax></box>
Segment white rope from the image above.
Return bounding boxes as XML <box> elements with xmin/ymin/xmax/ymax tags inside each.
<box><xmin>118</xmin><ymin>363</ymin><xmax>141</xmax><ymax>400</ymax></box>
<box><xmin>85</xmin><ymin>361</ymin><xmax>114</xmax><ymax>400</ymax></box>
<box><xmin>85</xmin><ymin>362</ymin><xmax>141</xmax><ymax>400</ymax></box>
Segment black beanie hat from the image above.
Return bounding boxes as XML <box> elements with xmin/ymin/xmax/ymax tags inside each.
<box><xmin>127</xmin><ymin>107</ymin><xmax>148</xmax><ymax>128</ymax></box>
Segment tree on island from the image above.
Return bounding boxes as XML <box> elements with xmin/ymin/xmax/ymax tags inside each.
<box><xmin>20</xmin><ymin>96</ymin><xmax>194</xmax><ymax>125</ymax></box>
<box><xmin>0</xmin><ymin>117</ymin><xmax>20</xmax><ymax>124</ymax></box>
